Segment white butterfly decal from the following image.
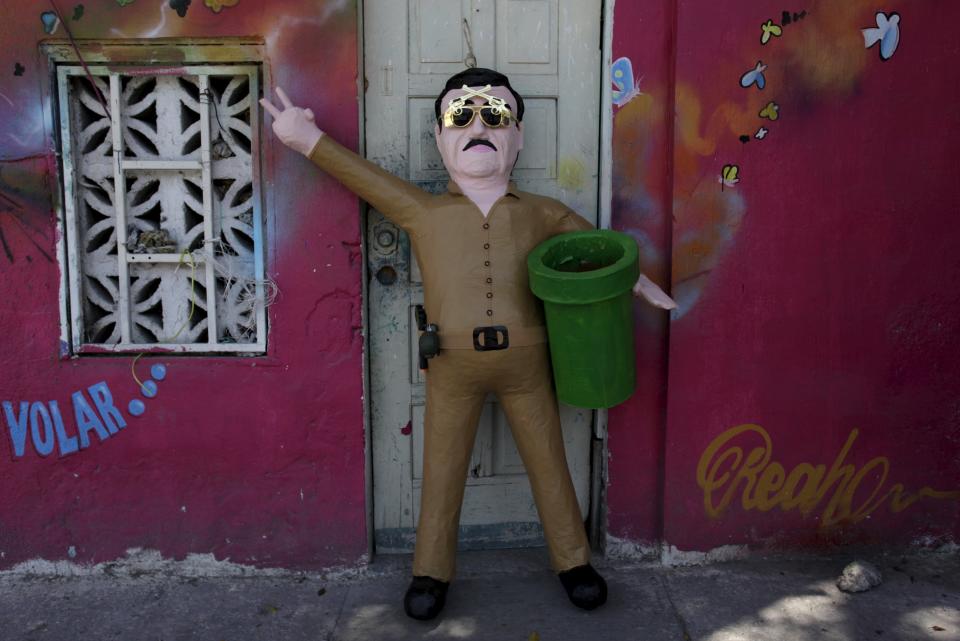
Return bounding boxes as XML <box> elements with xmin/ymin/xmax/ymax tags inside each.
<box><xmin>863</xmin><ymin>12</ymin><xmax>901</xmax><ymax>61</ymax></box>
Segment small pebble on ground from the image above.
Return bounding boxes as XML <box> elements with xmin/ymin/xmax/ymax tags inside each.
<box><xmin>837</xmin><ymin>560</ymin><xmax>883</xmax><ymax>593</ymax></box>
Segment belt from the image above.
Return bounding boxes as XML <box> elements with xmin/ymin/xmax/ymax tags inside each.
<box><xmin>439</xmin><ymin>325</ymin><xmax>548</xmax><ymax>350</ymax></box>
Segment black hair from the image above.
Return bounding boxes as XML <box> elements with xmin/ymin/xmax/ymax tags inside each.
<box><xmin>434</xmin><ymin>67</ymin><xmax>524</xmax><ymax>125</ymax></box>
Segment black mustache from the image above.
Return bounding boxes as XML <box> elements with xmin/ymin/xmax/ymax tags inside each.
<box><xmin>463</xmin><ymin>139</ymin><xmax>497</xmax><ymax>151</ymax></box>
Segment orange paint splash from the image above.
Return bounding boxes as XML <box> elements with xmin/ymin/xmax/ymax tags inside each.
<box><xmin>670</xmin><ymin>0</ymin><xmax>905</xmax><ymax>310</ymax></box>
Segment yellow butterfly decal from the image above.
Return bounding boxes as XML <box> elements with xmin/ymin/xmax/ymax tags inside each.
<box><xmin>759</xmin><ymin>101</ymin><xmax>780</xmax><ymax>121</ymax></box>
<box><xmin>720</xmin><ymin>164</ymin><xmax>740</xmax><ymax>190</ymax></box>
<box><xmin>205</xmin><ymin>0</ymin><xmax>240</xmax><ymax>12</ymax></box>
<box><xmin>761</xmin><ymin>19</ymin><xmax>783</xmax><ymax>45</ymax></box>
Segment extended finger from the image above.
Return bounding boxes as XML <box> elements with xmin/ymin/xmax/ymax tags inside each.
<box><xmin>259</xmin><ymin>98</ymin><xmax>281</xmax><ymax>119</ymax></box>
<box><xmin>276</xmin><ymin>87</ymin><xmax>295</xmax><ymax>109</ymax></box>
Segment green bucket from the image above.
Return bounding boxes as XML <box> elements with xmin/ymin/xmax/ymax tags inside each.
<box><xmin>527</xmin><ymin>230</ymin><xmax>639</xmax><ymax>409</ymax></box>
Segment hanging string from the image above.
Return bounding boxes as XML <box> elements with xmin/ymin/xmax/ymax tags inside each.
<box><xmin>462</xmin><ymin>19</ymin><xmax>478</xmax><ymax>68</ymax></box>
<box><xmin>47</xmin><ymin>0</ymin><xmax>112</xmax><ymax>122</ymax></box>
<box><xmin>204</xmin><ymin>238</ymin><xmax>280</xmax><ymax>342</ymax></box>
<box><xmin>130</xmin><ymin>248</ymin><xmax>198</xmax><ymax>393</ymax></box>
<box><xmin>200</xmin><ymin>88</ymin><xmax>228</xmax><ymax>138</ymax></box>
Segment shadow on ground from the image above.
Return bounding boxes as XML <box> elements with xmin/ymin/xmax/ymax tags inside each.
<box><xmin>1</xmin><ymin>549</ymin><xmax>958</xmax><ymax>640</ymax></box>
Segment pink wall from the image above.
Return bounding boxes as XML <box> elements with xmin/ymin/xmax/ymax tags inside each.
<box><xmin>0</xmin><ymin>0</ymin><xmax>367</xmax><ymax>569</ymax></box>
<box><xmin>2</xmin><ymin>0</ymin><xmax>958</xmax><ymax>570</ymax></box>
<box><xmin>606</xmin><ymin>0</ymin><xmax>675</xmax><ymax>547</ymax></box>
<box><xmin>660</xmin><ymin>0</ymin><xmax>960</xmax><ymax>551</ymax></box>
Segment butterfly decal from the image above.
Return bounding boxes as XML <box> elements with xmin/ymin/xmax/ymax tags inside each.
<box><xmin>863</xmin><ymin>12</ymin><xmax>900</xmax><ymax>61</ymax></box>
<box><xmin>40</xmin><ymin>11</ymin><xmax>60</xmax><ymax>34</ymax></box>
<box><xmin>611</xmin><ymin>57</ymin><xmax>642</xmax><ymax>107</ymax></box>
<box><xmin>720</xmin><ymin>164</ymin><xmax>741</xmax><ymax>190</ymax></box>
<box><xmin>205</xmin><ymin>0</ymin><xmax>240</xmax><ymax>12</ymax></box>
<box><xmin>755</xmin><ymin>127</ymin><xmax>769</xmax><ymax>140</ymax></box>
<box><xmin>740</xmin><ymin>61</ymin><xmax>768</xmax><ymax>90</ymax></box>
<box><xmin>761</xmin><ymin>20</ymin><xmax>783</xmax><ymax>45</ymax></box>
<box><xmin>782</xmin><ymin>10</ymin><xmax>807</xmax><ymax>26</ymax></box>
<box><xmin>170</xmin><ymin>0</ymin><xmax>192</xmax><ymax>18</ymax></box>
<box><xmin>759</xmin><ymin>101</ymin><xmax>780</xmax><ymax>121</ymax></box>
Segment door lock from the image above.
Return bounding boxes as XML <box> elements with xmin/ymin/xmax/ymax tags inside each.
<box><xmin>372</xmin><ymin>220</ymin><xmax>398</xmax><ymax>256</ymax></box>
<box><xmin>375</xmin><ymin>265</ymin><xmax>398</xmax><ymax>285</ymax></box>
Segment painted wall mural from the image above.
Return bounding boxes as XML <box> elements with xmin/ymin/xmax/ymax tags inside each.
<box><xmin>0</xmin><ymin>163</ymin><xmax>54</xmax><ymax>264</ymax></box>
<box><xmin>0</xmin><ymin>0</ymin><xmax>956</xmax><ymax>571</ymax></box>
<box><xmin>661</xmin><ymin>0</ymin><xmax>960</xmax><ymax>553</ymax></box>
<box><xmin>0</xmin><ymin>0</ymin><xmax>366</xmax><ymax>569</ymax></box>
<box><xmin>697</xmin><ymin>424</ymin><xmax>960</xmax><ymax>528</ymax></box>
<box><xmin>605</xmin><ymin>0</ymin><xmax>675</xmax><ymax>549</ymax></box>
<box><xmin>4</xmin><ymin>380</ymin><xmax>129</xmax><ymax>458</ymax></box>
<box><xmin>668</xmin><ymin>2</ymin><xmax>919</xmax><ymax>318</ymax></box>
<box><xmin>7</xmin><ymin>352</ymin><xmax>172</xmax><ymax>452</ymax></box>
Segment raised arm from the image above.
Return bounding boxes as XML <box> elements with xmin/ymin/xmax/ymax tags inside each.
<box><xmin>260</xmin><ymin>87</ymin><xmax>429</xmax><ymax>229</ymax></box>
<box><xmin>633</xmin><ymin>274</ymin><xmax>676</xmax><ymax>310</ymax></box>
<box><xmin>551</xmin><ymin>203</ymin><xmax>676</xmax><ymax>310</ymax></box>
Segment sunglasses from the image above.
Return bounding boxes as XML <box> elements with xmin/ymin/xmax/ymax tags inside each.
<box><xmin>441</xmin><ymin>85</ymin><xmax>515</xmax><ymax>129</ymax></box>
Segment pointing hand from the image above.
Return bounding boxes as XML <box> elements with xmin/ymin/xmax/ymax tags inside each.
<box><xmin>260</xmin><ymin>87</ymin><xmax>324</xmax><ymax>157</ymax></box>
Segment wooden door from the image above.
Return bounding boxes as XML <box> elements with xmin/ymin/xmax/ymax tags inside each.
<box><xmin>364</xmin><ymin>0</ymin><xmax>602</xmax><ymax>552</ymax></box>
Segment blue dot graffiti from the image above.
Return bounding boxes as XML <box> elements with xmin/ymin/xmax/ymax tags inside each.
<box><xmin>128</xmin><ymin>399</ymin><xmax>146</xmax><ymax>417</ymax></box>
<box><xmin>128</xmin><ymin>363</ymin><xmax>168</xmax><ymax>416</ymax></box>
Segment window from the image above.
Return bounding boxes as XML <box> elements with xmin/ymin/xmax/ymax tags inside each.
<box><xmin>53</xmin><ymin>52</ymin><xmax>267</xmax><ymax>354</ymax></box>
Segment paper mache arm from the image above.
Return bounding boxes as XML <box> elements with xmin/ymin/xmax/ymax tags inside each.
<box><xmin>554</xmin><ymin>206</ymin><xmax>676</xmax><ymax>310</ymax></box>
<box><xmin>260</xmin><ymin>87</ymin><xmax>429</xmax><ymax>227</ymax></box>
<box><xmin>633</xmin><ymin>273</ymin><xmax>676</xmax><ymax>310</ymax></box>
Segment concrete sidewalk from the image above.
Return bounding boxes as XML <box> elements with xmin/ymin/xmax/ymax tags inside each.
<box><xmin>2</xmin><ymin>548</ymin><xmax>958</xmax><ymax>641</ymax></box>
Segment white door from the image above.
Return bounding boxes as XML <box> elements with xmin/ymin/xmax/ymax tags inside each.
<box><xmin>364</xmin><ymin>0</ymin><xmax>602</xmax><ymax>552</ymax></box>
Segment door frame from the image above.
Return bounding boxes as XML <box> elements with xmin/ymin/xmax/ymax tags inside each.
<box><xmin>357</xmin><ymin>0</ymin><xmax>617</xmax><ymax>560</ymax></box>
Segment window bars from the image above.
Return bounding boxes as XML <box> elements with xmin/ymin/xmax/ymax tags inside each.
<box><xmin>57</xmin><ymin>65</ymin><xmax>266</xmax><ymax>353</ymax></box>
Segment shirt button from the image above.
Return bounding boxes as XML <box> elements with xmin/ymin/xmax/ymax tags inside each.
<box><xmin>484</xmin><ymin>260</ymin><xmax>490</xmax><ymax>266</ymax></box>
<box><xmin>483</xmin><ymin>243</ymin><xmax>490</xmax><ymax>250</ymax></box>
<box><xmin>486</xmin><ymin>277</ymin><xmax>492</xmax><ymax>284</ymax></box>
<box><xmin>486</xmin><ymin>292</ymin><xmax>493</xmax><ymax>299</ymax></box>
<box><xmin>486</xmin><ymin>309</ymin><xmax>493</xmax><ymax>316</ymax></box>
<box><xmin>482</xmin><ymin>223</ymin><xmax>489</xmax><ymax>230</ymax></box>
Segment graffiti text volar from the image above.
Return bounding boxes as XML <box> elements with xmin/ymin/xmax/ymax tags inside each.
<box><xmin>3</xmin><ymin>382</ymin><xmax>126</xmax><ymax>459</ymax></box>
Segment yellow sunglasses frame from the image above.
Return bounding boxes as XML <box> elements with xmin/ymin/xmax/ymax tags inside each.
<box><xmin>441</xmin><ymin>84</ymin><xmax>515</xmax><ymax>129</ymax></box>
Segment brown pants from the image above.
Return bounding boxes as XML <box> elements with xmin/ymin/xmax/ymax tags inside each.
<box><xmin>411</xmin><ymin>343</ymin><xmax>591</xmax><ymax>581</ymax></box>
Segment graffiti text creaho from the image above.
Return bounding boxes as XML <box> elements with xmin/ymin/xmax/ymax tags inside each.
<box><xmin>697</xmin><ymin>424</ymin><xmax>960</xmax><ymax>527</ymax></box>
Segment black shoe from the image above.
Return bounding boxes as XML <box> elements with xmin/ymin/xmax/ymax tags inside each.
<box><xmin>558</xmin><ymin>564</ymin><xmax>608</xmax><ymax>610</ymax></box>
<box><xmin>403</xmin><ymin>575</ymin><xmax>450</xmax><ymax>620</ymax></box>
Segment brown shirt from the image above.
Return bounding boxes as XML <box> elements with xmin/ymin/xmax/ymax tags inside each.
<box><xmin>309</xmin><ymin>135</ymin><xmax>592</xmax><ymax>341</ymax></box>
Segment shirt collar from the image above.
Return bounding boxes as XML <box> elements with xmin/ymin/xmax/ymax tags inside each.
<box><xmin>447</xmin><ymin>180</ymin><xmax>521</xmax><ymax>199</ymax></box>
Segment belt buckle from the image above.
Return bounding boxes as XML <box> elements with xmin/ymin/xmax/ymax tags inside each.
<box><xmin>473</xmin><ymin>325</ymin><xmax>509</xmax><ymax>351</ymax></box>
